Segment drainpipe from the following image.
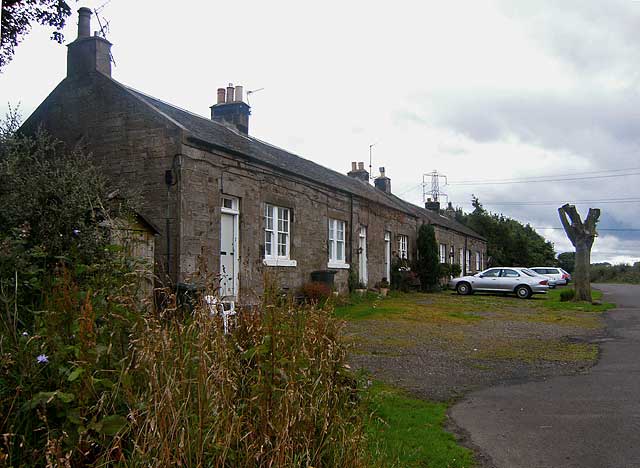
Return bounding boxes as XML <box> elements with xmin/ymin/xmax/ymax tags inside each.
<box><xmin>164</xmin><ymin>171</ymin><xmax>173</xmax><ymax>281</ymax></box>
<box><xmin>164</xmin><ymin>154</ymin><xmax>183</xmax><ymax>283</ymax></box>
<box><xmin>349</xmin><ymin>194</ymin><xmax>354</xmax><ymax>264</ymax></box>
<box><xmin>464</xmin><ymin>236</ymin><xmax>468</xmax><ymax>276</ymax></box>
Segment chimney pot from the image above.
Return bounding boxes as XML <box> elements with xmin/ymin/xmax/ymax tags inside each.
<box><xmin>77</xmin><ymin>7</ymin><xmax>92</xmax><ymax>39</ymax></box>
<box><xmin>211</xmin><ymin>83</ymin><xmax>251</xmax><ymax>134</ymax></box>
<box><xmin>379</xmin><ymin>166</ymin><xmax>385</xmax><ymax>177</ymax></box>
<box><xmin>358</xmin><ymin>162</ymin><xmax>364</xmax><ymax>170</ymax></box>
<box><xmin>226</xmin><ymin>84</ymin><xmax>234</xmax><ymax>103</ymax></box>
<box><xmin>217</xmin><ymin>88</ymin><xmax>226</xmax><ymax>104</ymax></box>
<box><xmin>351</xmin><ymin>162</ymin><xmax>357</xmax><ymax>171</ymax></box>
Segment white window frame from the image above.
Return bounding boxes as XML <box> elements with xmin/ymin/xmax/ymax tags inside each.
<box><xmin>466</xmin><ymin>249</ymin><xmax>471</xmax><ymax>272</ymax></box>
<box><xmin>398</xmin><ymin>235</ymin><xmax>408</xmax><ymax>260</ymax></box>
<box><xmin>439</xmin><ymin>243</ymin><xmax>447</xmax><ymax>264</ymax></box>
<box><xmin>263</xmin><ymin>203</ymin><xmax>297</xmax><ymax>267</ymax></box>
<box><xmin>475</xmin><ymin>251</ymin><xmax>481</xmax><ymax>271</ymax></box>
<box><xmin>328</xmin><ymin>218</ymin><xmax>349</xmax><ymax>269</ymax></box>
<box><xmin>450</xmin><ymin>246</ymin><xmax>455</xmax><ymax>264</ymax></box>
<box><xmin>459</xmin><ymin>248</ymin><xmax>464</xmax><ymax>268</ymax></box>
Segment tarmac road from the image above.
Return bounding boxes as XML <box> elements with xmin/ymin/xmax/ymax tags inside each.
<box><xmin>451</xmin><ymin>284</ymin><xmax>640</xmax><ymax>468</ymax></box>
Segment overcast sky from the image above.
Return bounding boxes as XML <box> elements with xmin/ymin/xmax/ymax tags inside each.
<box><xmin>1</xmin><ymin>0</ymin><xmax>639</xmax><ymax>264</ymax></box>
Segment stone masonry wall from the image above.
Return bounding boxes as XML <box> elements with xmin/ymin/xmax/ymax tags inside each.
<box><xmin>21</xmin><ymin>73</ymin><xmax>183</xmax><ymax>284</ymax></box>
<box><xmin>177</xmin><ymin>142</ymin><xmax>420</xmax><ymax>301</ymax></box>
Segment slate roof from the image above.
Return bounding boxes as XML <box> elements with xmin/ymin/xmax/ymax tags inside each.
<box><xmin>115</xmin><ymin>77</ymin><xmax>484</xmax><ymax>241</ymax></box>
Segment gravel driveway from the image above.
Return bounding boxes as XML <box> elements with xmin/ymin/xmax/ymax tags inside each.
<box><xmin>344</xmin><ymin>292</ymin><xmax>605</xmax><ymax>402</ymax></box>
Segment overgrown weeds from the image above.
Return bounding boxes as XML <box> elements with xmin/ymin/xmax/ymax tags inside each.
<box><xmin>1</xmin><ymin>271</ymin><xmax>368</xmax><ymax>466</ymax></box>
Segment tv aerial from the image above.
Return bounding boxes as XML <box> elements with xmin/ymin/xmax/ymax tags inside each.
<box><xmin>246</xmin><ymin>88</ymin><xmax>264</xmax><ymax>105</ymax></box>
<box><xmin>93</xmin><ymin>0</ymin><xmax>116</xmax><ymax>66</ymax></box>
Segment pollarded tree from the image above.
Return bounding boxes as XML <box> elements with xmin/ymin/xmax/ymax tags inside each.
<box><xmin>558</xmin><ymin>203</ymin><xmax>600</xmax><ymax>302</ymax></box>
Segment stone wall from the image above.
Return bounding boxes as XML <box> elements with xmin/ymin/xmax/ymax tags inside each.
<box><xmin>177</xmin><ymin>142</ymin><xmax>420</xmax><ymax>301</ymax></box>
<box><xmin>21</xmin><ymin>72</ymin><xmax>183</xmax><ymax>284</ymax></box>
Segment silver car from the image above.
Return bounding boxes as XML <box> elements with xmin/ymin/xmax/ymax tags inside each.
<box><xmin>530</xmin><ymin>267</ymin><xmax>570</xmax><ymax>286</ymax></box>
<box><xmin>449</xmin><ymin>267</ymin><xmax>550</xmax><ymax>299</ymax></box>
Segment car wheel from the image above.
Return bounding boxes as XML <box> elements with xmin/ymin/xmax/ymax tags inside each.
<box><xmin>515</xmin><ymin>285</ymin><xmax>531</xmax><ymax>299</ymax></box>
<box><xmin>456</xmin><ymin>282</ymin><xmax>472</xmax><ymax>295</ymax></box>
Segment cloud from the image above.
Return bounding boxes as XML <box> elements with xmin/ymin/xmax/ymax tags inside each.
<box><xmin>410</xmin><ymin>89</ymin><xmax>640</xmax><ymax>170</ymax></box>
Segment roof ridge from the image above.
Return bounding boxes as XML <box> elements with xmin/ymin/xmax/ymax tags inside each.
<box><xmin>123</xmin><ymin>83</ymin><xmax>255</xmax><ymax>142</ymax></box>
<box><xmin>103</xmin><ymin>77</ymin><xmax>484</xmax><ymax>239</ymax></box>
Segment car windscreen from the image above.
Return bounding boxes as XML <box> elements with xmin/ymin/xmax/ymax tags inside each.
<box><xmin>521</xmin><ymin>269</ymin><xmax>538</xmax><ymax>277</ymax></box>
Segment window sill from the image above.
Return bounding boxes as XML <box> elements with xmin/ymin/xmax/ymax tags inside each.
<box><xmin>327</xmin><ymin>261</ymin><xmax>350</xmax><ymax>269</ymax></box>
<box><xmin>263</xmin><ymin>258</ymin><xmax>297</xmax><ymax>267</ymax></box>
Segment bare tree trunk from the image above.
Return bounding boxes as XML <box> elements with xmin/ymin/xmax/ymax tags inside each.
<box><xmin>574</xmin><ymin>240</ymin><xmax>592</xmax><ymax>301</ymax></box>
<box><xmin>558</xmin><ymin>204</ymin><xmax>600</xmax><ymax>302</ymax></box>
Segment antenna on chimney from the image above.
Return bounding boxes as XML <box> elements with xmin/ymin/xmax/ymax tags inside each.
<box><xmin>369</xmin><ymin>143</ymin><xmax>376</xmax><ymax>180</ymax></box>
<box><xmin>246</xmin><ymin>87</ymin><xmax>264</xmax><ymax>106</ymax></box>
<box><xmin>93</xmin><ymin>0</ymin><xmax>116</xmax><ymax>66</ymax></box>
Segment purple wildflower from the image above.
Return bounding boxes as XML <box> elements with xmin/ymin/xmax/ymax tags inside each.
<box><xmin>36</xmin><ymin>354</ymin><xmax>49</xmax><ymax>364</ymax></box>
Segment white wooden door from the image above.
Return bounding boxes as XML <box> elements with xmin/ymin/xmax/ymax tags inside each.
<box><xmin>384</xmin><ymin>231</ymin><xmax>391</xmax><ymax>282</ymax></box>
<box><xmin>220</xmin><ymin>213</ymin><xmax>236</xmax><ymax>297</ymax></box>
<box><xmin>359</xmin><ymin>226</ymin><xmax>368</xmax><ymax>286</ymax></box>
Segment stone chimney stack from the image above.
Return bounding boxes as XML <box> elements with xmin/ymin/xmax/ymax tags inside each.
<box><xmin>67</xmin><ymin>7</ymin><xmax>113</xmax><ymax>78</ymax></box>
<box><xmin>444</xmin><ymin>201</ymin><xmax>456</xmax><ymax>218</ymax></box>
<box><xmin>374</xmin><ymin>167</ymin><xmax>391</xmax><ymax>193</ymax></box>
<box><xmin>211</xmin><ymin>83</ymin><xmax>251</xmax><ymax>134</ymax></box>
<box><xmin>425</xmin><ymin>198</ymin><xmax>441</xmax><ymax>212</ymax></box>
<box><xmin>347</xmin><ymin>161</ymin><xmax>369</xmax><ymax>182</ymax></box>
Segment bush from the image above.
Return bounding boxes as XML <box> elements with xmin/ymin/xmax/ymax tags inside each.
<box><xmin>560</xmin><ymin>289</ymin><xmax>576</xmax><ymax>302</ymax></box>
<box><xmin>390</xmin><ymin>258</ymin><xmax>421</xmax><ymax>292</ymax></box>
<box><xmin>450</xmin><ymin>263</ymin><xmax>462</xmax><ymax>278</ymax></box>
<box><xmin>438</xmin><ymin>263</ymin><xmax>451</xmax><ymax>280</ymax></box>
<box><xmin>415</xmin><ymin>224</ymin><xmax>439</xmax><ymax>291</ymax></box>
<box><xmin>300</xmin><ymin>280</ymin><xmax>332</xmax><ymax>303</ymax></box>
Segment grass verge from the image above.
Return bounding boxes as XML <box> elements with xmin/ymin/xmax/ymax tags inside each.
<box><xmin>365</xmin><ymin>382</ymin><xmax>474</xmax><ymax>468</ymax></box>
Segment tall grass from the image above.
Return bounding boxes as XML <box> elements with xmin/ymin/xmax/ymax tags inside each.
<box><xmin>0</xmin><ymin>266</ymin><xmax>367</xmax><ymax>467</ymax></box>
<box><xmin>125</xmin><ymin>293</ymin><xmax>365</xmax><ymax>467</ymax></box>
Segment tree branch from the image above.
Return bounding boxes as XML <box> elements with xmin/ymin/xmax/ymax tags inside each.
<box><xmin>584</xmin><ymin>208</ymin><xmax>601</xmax><ymax>236</ymax></box>
<box><xmin>558</xmin><ymin>204</ymin><xmax>577</xmax><ymax>246</ymax></box>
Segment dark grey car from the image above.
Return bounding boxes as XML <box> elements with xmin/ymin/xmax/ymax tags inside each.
<box><xmin>448</xmin><ymin>267</ymin><xmax>550</xmax><ymax>299</ymax></box>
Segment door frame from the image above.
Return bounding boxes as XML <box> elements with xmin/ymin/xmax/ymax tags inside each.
<box><xmin>220</xmin><ymin>196</ymin><xmax>239</xmax><ymax>298</ymax></box>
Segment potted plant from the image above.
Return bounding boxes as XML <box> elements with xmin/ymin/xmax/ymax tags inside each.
<box><xmin>377</xmin><ymin>278</ymin><xmax>390</xmax><ymax>296</ymax></box>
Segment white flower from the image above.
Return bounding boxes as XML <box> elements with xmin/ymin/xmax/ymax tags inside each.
<box><xmin>22</xmin><ymin>331</ymin><xmax>28</xmax><ymax>337</ymax></box>
<box><xmin>72</xmin><ymin>229</ymin><xmax>80</xmax><ymax>236</ymax></box>
<box><xmin>36</xmin><ymin>354</ymin><xmax>49</xmax><ymax>364</ymax></box>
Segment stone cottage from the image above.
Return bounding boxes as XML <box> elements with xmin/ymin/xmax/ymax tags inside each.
<box><xmin>21</xmin><ymin>8</ymin><xmax>486</xmax><ymax>302</ymax></box>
